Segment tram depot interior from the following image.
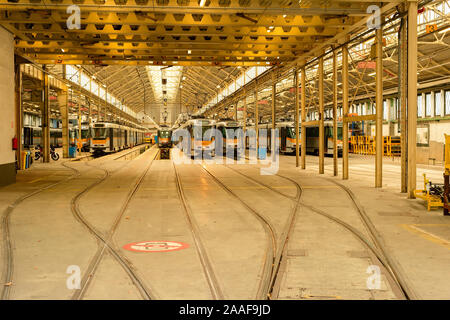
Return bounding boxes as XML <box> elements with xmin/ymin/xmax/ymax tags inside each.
<box><xmin>0</xmin><ymin>0</ymin><xmax>449</xmax><ymax>301</ymax></box>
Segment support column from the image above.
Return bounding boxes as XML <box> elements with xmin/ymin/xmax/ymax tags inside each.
<box><xmin>399</xmin><ymin>8</ymin><xmax>407</xmax><ymax>192</ymax></box>
<box><xmin>254</xmin><ymin>83</ymin><xmax>259</xmax><ymax>153</ymax></box>
<box><xmin>294</xmin><ymin>68</ymin><xmax>300</xmax><ymax>167</ymax></box>
<box><xmin>42</xmin><ymin>67</ymin><xmax>50</xmax><ymax>163</ymax></box>
<box><xmin>407</xmin><ymin>0</ymin><xmax>418</xmax><ymax>198</ymax></box>
<box><xmin>243</xmin><ymin>71</ymin><xmax>247</xmax><ymax>133</ymax></box>
<box><xmin>77</xmin><ymin>77</ymin><xmax>82</xmax><ymax>152</ymax></box>
<box><xmin>272</xmin><ymin>72</ymin><xmax>276</xmax><ymax>130</ymax></box>
<box><xmin>235</xmin><ymin>79</ymin><xmax>238</xmax><ymax>121</ymax></box>
<box><xmin>104</xmin><ymin>89</ymin><xmax>108</xmax><ymax>122</ymax></box>
<box><xmin>318</xmin><ymin>55</ymin><xmax>324</xmax><ymax>174</ymax></box>
<box><xmin>301</xmin><ymin>66</ymin><xmax>306</xmax><ymax>169</ymax></box>
<box><xmin>58</xmin><ymin>88</ymin><xmax>69</xmax><ymax>158</ymax></box>
<box><xmin>15</xmin><ymin>63</ymin><xmax>23</xmax><ymax>170</ymax></box>
<box><xmin>243</xmin><ymin>89</ymin><xmax>247</xmax><ymax>132</ymax></box>
<box><xmin>333</xmin><ymin>48</ymin><xmax>338</xmax><ymax>176</ymax></box>
<box><xmin>375</xmin><ymin>23</ymin><xmax>384</xmax><ymax>188</ymax></box>
<box><xmin>342</xmin><ymin>42</ymin><xmax>349</xmax><ymax>180</ymax></box>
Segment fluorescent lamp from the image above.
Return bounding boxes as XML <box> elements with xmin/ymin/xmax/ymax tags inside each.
<box><xmin>188</xmin><ymin>50</ymin><xmax>192</xmax><ymax>54</ymax></box>
<box><xmin>199</xmin><ymin>0</ymin><xmax>206</xmax><ymax>6</ymax></box>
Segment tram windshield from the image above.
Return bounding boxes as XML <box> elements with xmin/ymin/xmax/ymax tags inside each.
<box><xmin>92</xmin><ymin>128</ymin><xmax>107</xmax><ymax>139</ymax></box>
<box><xmin>158</xmin><ymin>130</ymin><xmax>171</xmax><ymax>138</ymax></box>
<box><xmin>288</xmin><ymin>127</ymin><xmax>300</xmax><ymax>139</ymax></box>
<box><xmin>222</xmin><ymin>127</ymin><xmax>240</xmax><ymax>138</ymax></box>
<box><xmin>81</xmin><ymin>129</ymin><xmax>90</xmax><ymax>139</ymax></box>
<box><xmin>192</xmin><ymin>125</ymin><xmax>214</xmax><ymax>140</ymax></box>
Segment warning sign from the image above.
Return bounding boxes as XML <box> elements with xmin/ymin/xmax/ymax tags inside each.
<box><xmin>122</xmin><ymin>241</ymin><xmax>189</xmax><ymax>253</ymax></box>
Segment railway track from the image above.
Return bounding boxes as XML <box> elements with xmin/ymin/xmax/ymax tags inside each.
<box><xmin>69</xmin><ymin>148</ymin><xmax>159</xmax><ymax>300</ymax></box>
<box><xmin>227</xmin><ymin>160</ymin><xmax>417</xmax><ymax>300</ymax></box>
<box><xmin>172</xmin><ymin>160</ymin><xmax>224</xmax><ymax>300</ymax></box>
<box><xmin>1</xmin><ymin>162</ymin><xmax>80</xmax><ymax>300</ymax></box>
<box><xmin>199</xmin><ymin>163</ymin><xmax>282</xmax><ymax>300</ymax></box>
<box><xmin>222</xmin><ymin>164</ymin><xmax>302</xmax><ymax>299</ymax></box>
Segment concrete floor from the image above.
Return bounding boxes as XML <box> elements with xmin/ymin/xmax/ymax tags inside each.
<box><xmin>0</xmin><ymin>147</ymin><xmax>448</xmax><ymax>300</ymax></box>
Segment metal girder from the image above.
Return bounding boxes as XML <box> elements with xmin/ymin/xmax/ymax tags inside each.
<box><xmin>0</xmin><ymin>0</ymin><xmax>380</xmax><ymax>65</ymax></box>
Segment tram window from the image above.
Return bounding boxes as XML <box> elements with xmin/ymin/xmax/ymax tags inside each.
<box><xmin>223</xmin><ymin>127</ymin><xmax>239</xmax><ymax>138</ymax></box>
<box><xmin>158</xmin><ymin>130</ymin><xmax>171</xmax><ymax>138</ymax></box>
<box><xmin>309</xmin><ymin>127</ymin><xmax>319</xmax><ymax>137</ymax></box>
<box><xmin>81</xmin><ymin>130</ymin><xmax>89</xmax><ymax>139</ymax></box>
<box><xmin>92</xmin><ymin>127</ymin><xmax>107</xmax><ymax>138</ymax></box>
<box><xmin>425</xmin><ymin>93</ymin><xmax>432</xmax><ymax>117</ymax></box>
<box><xmin>435</xmin><ymin>92</ymin><xmax>441</xmax><ymax>116</ymax></box>
<box><xmin>445</xmin><ymin>90</ymin><xmax>450</xmax><ymax>115</ymax></box>
<box><xmin>383</xmin><ymin>100</ymin><xmax>388</xmax><ymax>120</ymax></box>
<box><xmin>417</xmin><ymin>95</ymin><xmax>423</xmax><ymax>117</ymax></box>
<box><xmin>288</xmin><ymin>127</ymin><xmax>295</xmax><ymax>139</ymax></box>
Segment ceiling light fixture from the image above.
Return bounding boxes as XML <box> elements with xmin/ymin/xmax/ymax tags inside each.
<box><xmin>199</xmin><ymin>0</ymin><xmax>206</xmax><ymax>6</ymax></box>
<box><xmin>188</xmin><ymin>50</ymin><xmax>192</xmax><ymax>54</ymax></box>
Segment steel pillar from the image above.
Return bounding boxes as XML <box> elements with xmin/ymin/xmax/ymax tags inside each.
<box><xmin>399</xmin><ymin>4</ymin><xmax>408</xmax><ymax>193</ymax></box>
<box><xmin>301</xmin><ymin>66</ymin><xmax>306</xmax><ymax>169</ymax></box>
<box><xmin>272</xmin><ymin>72</ymin><xmax>276</xmax><ymax>131</ymax></box>
<box><xmin>318</xmin><ymin>55</ymin><xmax>324</xmax><ymax>174</ymax></box>
<box><xmin>58</xmin><ymin>89</ymin><xmax>69</xmax><ymax>158</ymax></box>
<box><xmin>294</xmin><ymin>68</ymin><xmax>300</xmax><ymax>167</ymax></box>
<box><xmin>333</xmin><ymin>48</ymin><xmax>338</xmax><ymax>176</ymax></box>
<box><xmin>42</xmin><ymin>67</ymin><xmax>50</xmax><ymax>163</ymax></box>
<box><xmin>407</xmin><ymin>0</ymin><xmax>418</xmax><ymax>198</ymax></box>
<box><xmin>14</xmin><ymin>63</ymin><xmax>23</xmax><ymax>169</ymax></box>
<box><xmin>375</xmin><ymin>24</ymin><xmax>383</xmax><ymax>188</ymax></box>
<box><xmin>342</xmin><ymin>42</ymin><xmax>349</xmax><ymax>180</ymax></box>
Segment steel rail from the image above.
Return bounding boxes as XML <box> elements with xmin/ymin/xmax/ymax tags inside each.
<box><xmin>69</xmin><ymin>148</ymin><xmax>159</xmax><ymax>300</ymax></box>
<box><xmin>230</xmin><ymin>156</ymin><xmax>412</xmax><ymax>299</ymax></box>
<box><xmin>200</xmin><ymin>163</ymin><xmax>277</xmax><ymax>300</ymax></box>
<box><xmin>172</xmin><ymin>160</ymin><xmax>225</xmax><ymax>300</ymax></box>
<box><xmin>223</xmin><ymin>164</ymin><xmax>302</xmax><ymax>299</ymax></box>
<box><xmin>325</xmin><ymin>178</ymin><xmax>419</xmax><ymax>300</ymax></box>
<box><xmin>0</xmin><ymin>162</ymin><xmax>79</xmax><ymax>300</ymax></box>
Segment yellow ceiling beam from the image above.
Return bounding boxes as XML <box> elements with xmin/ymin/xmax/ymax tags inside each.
<box><xmin>15</xmin><ymin>40</ymin><xmax>314</xmax><ymax>52</ymax></box>
<box><xmin>32</xmin><ymin>58</ymin><xmax>279</xmax><ymax>66</ymax></box>
<box><xmin>0</xmin><ymin>0</ymin><xmax>374</xmax><ymax>15</ymax></box>
<box><xmin>13</xmin><ymin>24</ymin><xmax>340</xmax><ymax>37</ymax></box>
<box><xmin>0</xmin><ymin>11</ymin><xmax>358</xmax><ymax>27</ymax></box>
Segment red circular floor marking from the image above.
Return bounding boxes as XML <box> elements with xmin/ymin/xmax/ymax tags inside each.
<box><xmin>123</xmin><ymin>241</ymin><xmax>189</xmax><ymax>253</ymax></box>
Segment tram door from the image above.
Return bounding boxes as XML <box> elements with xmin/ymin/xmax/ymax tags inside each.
<box><xmin>280</xmin><ymin>127</ymin><xmax>287</xmax><ymax>152</ymax></box>
<box><xmin>23</xmin><ymin>127</ymin><xmax>32</xmax><ymax>147</ymax></box>
<box><xmin>109</xmin><ymin>128</ymin><xmax>114</xmax><ymax>151</ymax></box>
